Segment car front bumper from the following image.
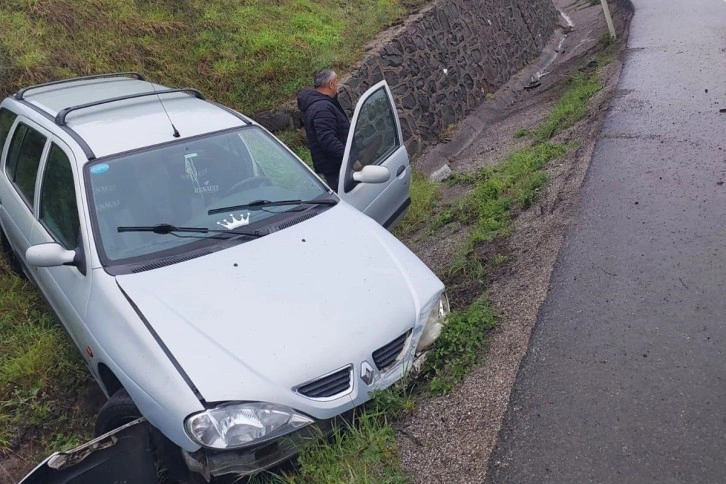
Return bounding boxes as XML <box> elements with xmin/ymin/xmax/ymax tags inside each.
<box><xmin>182</xmin><ymin>411</ymin><xmax>352</xmax><ymax>479</ymax></box>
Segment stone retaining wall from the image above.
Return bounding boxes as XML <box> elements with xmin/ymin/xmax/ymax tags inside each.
<box><xmin>261</xmin><ymin>0</ymin><xmax>559</xmax><ymax>158</ymax></box>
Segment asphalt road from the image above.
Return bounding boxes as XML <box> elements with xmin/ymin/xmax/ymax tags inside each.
<box><xmin>487</xmin><ymin>1</ymin><xmax>726</xmax><ymax>483</ymax></box>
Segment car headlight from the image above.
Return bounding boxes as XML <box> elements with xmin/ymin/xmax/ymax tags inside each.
<box><xmin>185</xmin><ymin>402</ymin><xmax>313</xmax><ymax>449</ymax></box>
<box><xmin>416</xmin><ymin>292</ymin><xmax>450</xmax><ymax>352</ymax></box>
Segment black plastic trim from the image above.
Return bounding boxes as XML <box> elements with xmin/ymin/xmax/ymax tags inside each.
<box><xmin>118</xmin><ymin>283</ymin><xmax>205</xmax><ymax>403</ymax></box>
<box><xmin>15</xmin><ymin>72</ymin><xmax>146</xmax><ymax>101</ymax></box>
<box><xmin>383</xmin><ymin>197</ymin><xmax>411</xmax><ymax>229</ymax></box>
<box><xmin>372</xmin><ymin>330</ymin><xmax>411</xmax><ymax>371</ymax></box>
<box><xmin>56</xmin><ymin>88</ymin><xmax>205</xmax><ymax>126</ymax></box>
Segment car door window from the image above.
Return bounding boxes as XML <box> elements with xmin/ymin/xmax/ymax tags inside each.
<box><xmin>349</xmin><ymin>87</ymin><xmax>400</xmax><ymax>169</ymax></box>
<box><xmin>5</xmin><ymin>123</ymin><xmax>47</xmax><ymax>207</ymax></box>
<box><xmin>0</xmin><ymin>108</ymin><xmax>17</xmax><ymax>152</ymax></box>
<box><xmin>40</xmin><ymin>144</ymin><xmax>80</xmax><ymax>249</ymax></box>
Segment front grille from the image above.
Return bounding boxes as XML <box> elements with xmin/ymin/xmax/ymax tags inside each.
<box><xmin>297</xmin><ymin>366</ymin><xmax>352</xmax><ymax>399</ymax></box>
<box><xmin>372</xmin><ymin>330</ymin><xmax>411</xmax><ymax>371</ymax></box>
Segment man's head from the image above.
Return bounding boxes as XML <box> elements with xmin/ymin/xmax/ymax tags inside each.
<box><xmin>314</xmin><ymin>69</ymin><xmax>339</xmax><ymax>97</ymax></box>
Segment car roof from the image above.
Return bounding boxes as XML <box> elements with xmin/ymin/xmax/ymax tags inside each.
<box><xmin>15</xmin><ymin>74</ymin><xmax>248</xmax><ymax>160</ymax></box>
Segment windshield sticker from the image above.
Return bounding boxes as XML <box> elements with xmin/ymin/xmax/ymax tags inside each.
<box><xmin>184</xmin><ymin>153</ymin><xmax>204</xmax><ymax>199</ymax></box>
<box><xmin>195</xmin><ymin>182</ymin><xmax>220</xmax><ymax>194</ymax></box>
<box><xmin>217</xmin><ymin>212</ymin><xmax>250</xmax><ymax>230</ymax></box>
<box><xmin>96</xmin><ymin>199</ymin><xmax>121</xmax><ymax>211</ymax></box>
<box><xmin>93</xmin><ymin>184</ymin><xmax>116</xmax><ymax>194</ymax></box>
<box><xmin>90</xmin><ymin>163</ymin><xmax>110</xmax><ymax>175</ymax></box>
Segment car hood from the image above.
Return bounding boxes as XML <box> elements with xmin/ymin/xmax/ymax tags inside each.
<box><xmin>116</xmin><ymin>204</ymin><xmax>443</xmax><ymax>406</ymax></box>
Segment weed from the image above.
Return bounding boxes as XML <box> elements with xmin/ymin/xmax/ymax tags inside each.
<box><xmin>533</xmin><ymin>74</ymin><xmax>601</xmax><ymax>141</ymax></box>
<box><xmin>514</xmin><ymin>128</ymin><xmax>531</xmax><ymax>138</ymax></box>
<box><xmin>492</xmin><ymin>253</ymin><xmax>508</xmax><ymax>266</ymax></box>
<box><xmin>269</xmin><ymin>395</ymin><xmax>410</xmax><ymax>483</ymax></box>
<box><xmin>394</xmin><ymin>171</ymin><xmax>441</xmax><ymax>236</ymax></box>
<box><xmin>423</xmin><ymin>299</ymin><xmax>497</xmax><ymax>395</ymax></box>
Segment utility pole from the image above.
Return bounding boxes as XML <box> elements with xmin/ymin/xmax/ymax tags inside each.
<box><xmin>600</xmin><ymin>0</ymin><xmax>617</xmax><ymax>39</ymax></box>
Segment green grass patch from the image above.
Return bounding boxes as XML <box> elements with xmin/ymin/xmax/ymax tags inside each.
<box><xmin>0</xmin><ymin>259</ymin><xmax>91</xmax><ymax>453</ymax></box>
<box><xmin>423</xmin><ymin>299</ymin><xmax>497</xmax><ymax>395</ymax></box>
<box><xmin>262</xmin><ymin>386</ymin><xmax>414</xmax><ymax>484</ymax></box>
<box><xmin>533</xmin><ymin>74</ymin><xmax>602</xmax><ymax>141</ymax></box>
<box><xmin>0</xmin><ymin>0</ymin><xmax>421</xmax><ymax>114</ymax></box>
<box><xmin>439</xmin><ymin>142</ymin><xmax>566</xmax><ymax>278</ymax></box>
<box><xmin>393</xmin><ymin>171</ymin><xmax>441</xmax><ymax>236</ymax></box>
<box><xmin>279</xmin><ymin>413</ymin><xmax>407</xmax><ymax>484</ymax></box>
<box><xmin>432</xmin><ymin>73</ymin><xmax>602</xmax><ymax>279</ymax></box>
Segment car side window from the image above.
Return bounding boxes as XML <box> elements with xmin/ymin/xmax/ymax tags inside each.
<box><xmin>40</xmin><ymin>144</ymin><xmax>80</xmax><ymax>249</ymax></box>
<box><xmin>5</xmin><ymin>123</ymin><xmax>47</xmax><ymax>207</ymax></box>
<box><xmin>0</xmin><ymin>108</ymin><xmax>17</xmax><ymax>153</ymax></box>
<box><xmin>349</xmin><ymin>87</ymin><xmax>400</xmax><ymax>168</ymax></box>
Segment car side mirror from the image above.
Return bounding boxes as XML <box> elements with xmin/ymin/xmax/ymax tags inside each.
<box><xmin>352</xmin><ymin>165</ymin><xmax>390</xmax><ymax>184</ymax></box>
<box><xmin>26</xmin><ymin>243</ymin><xmax>76</xmax><ymax>268</ymax></box>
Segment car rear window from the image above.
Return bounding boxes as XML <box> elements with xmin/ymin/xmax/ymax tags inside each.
<box><xmin>6</xmin><ymin>123</ymin><xmax>47</xmax><ymax>207</ymax></box>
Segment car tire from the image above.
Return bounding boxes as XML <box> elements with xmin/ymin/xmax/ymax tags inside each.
<box><xmin>95</xmin><ymin>388</ymin><xmax>141</xmax><ymax>436</ymax></box>
<box><xmin>1</xmin><ymin>230</ymin><xmax>24</xmax><ymax>277</ymax></box>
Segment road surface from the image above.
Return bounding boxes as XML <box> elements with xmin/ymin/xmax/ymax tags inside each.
<box><xmin>487</xmin><ymin>0</ymin><xmax>726</xmax><ymax>482</ymax></box>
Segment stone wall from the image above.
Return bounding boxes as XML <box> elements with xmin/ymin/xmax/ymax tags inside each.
<box><xmin>261</xmin><ymin>0</ymin><xmax>559</xmax><ymax>158</ymax></box>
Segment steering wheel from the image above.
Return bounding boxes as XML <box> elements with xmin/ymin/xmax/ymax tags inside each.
<box><xmin>224</xmin><ymin>176</ymin><xmax>272</xmax><ymax>196</ymax></box>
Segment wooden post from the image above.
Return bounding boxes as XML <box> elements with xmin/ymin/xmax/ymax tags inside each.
<box><xmin>600</xmin><ymin>0</ymin><xmax>617</xmax><ymax>39</ymax></box>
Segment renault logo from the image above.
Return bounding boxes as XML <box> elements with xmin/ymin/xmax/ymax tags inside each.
<box><xmin>360</xmin><ymin>362</ymin><xmax>375</xmax><ymax>385</ymax></box>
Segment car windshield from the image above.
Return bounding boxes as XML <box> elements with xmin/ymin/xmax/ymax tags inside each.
<box><xmin>86</xmin><ymin>126</ymin><xmax>328</xmax><ymax>263</ymax></box>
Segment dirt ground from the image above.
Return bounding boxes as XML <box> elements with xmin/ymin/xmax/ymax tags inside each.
<box><xmin>396</xmin><ymin>1</ymin><xmax>634</xmax><ymax>483</ymax></box>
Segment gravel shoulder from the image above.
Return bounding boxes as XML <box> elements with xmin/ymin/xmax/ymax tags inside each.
<box><xmin>397</xmin><ymin>1</ymin><xmax>634</xmax><ymax>482</ymax></box>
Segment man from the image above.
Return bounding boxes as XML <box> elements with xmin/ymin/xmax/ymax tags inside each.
<box><xmin>297</xmin><ymin>69</ymin><xmax>351</xmax><ymax>191</ymax></box>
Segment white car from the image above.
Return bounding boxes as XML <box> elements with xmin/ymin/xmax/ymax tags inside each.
<box><xmin>0</xmin><ymin>73</ymin><xmax>448</xmax><ymax>481</ymax></box>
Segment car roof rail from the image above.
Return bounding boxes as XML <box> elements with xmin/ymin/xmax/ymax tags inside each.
<box><xmin>14</xmin><ymin>72</ymin><xmax>146</xmax><ymax>101</ymax></box>
<box><xmin>55</xmin><ymin>88</ymin><xmax>206</xmax><ymax>126</ymax></box>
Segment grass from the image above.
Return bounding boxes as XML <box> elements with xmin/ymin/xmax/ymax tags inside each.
<box><xmin>423</xmin><ymin>299</ymin><xmax>497</xmax><ymax>395</ymax></box>
<box><xmin>435</xmin><ymin>72</ymin><xmax>602</xmax><ymax>280</ymax></box>
<box><xmin>532</xmin><ymin>74</ymin><xmax>601</xmax><ymax>141</ymax></box>
<box><xmin>257</xmin><ymin>387</ymin><xmax>414</xmax><ymax>484</ymax></box>
<box><xmin>0</xmin><ymin>0</ymin><xmax>423</xmax><ymax>114</ymax></box>
<box><xmin>0</xmin><ymin>259</ymin><xmax>92</xmax><ymax>454</ymax></box>
<box><xmin>436</xmin><ymin>142</ymin><xmax>567</xmax><ymax>279</ymax></box>
<box><xmin>393</xmin><ymin>171</ymin><xmax>441</xmax><ymax>237</ymax></box>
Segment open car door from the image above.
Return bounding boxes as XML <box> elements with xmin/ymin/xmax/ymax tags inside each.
<box><xmin>337</xmin><ymin>81</ymin><xmax>411</xmax><ymax>229</ymax></box>
<box><xmin>20</xmin><ymin>419</ymin><xmax>160</xmax><ymax>484</ymax></box>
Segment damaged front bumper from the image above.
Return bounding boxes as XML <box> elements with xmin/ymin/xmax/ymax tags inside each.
<box><xmin>183</xmin><ymin>413</ymin><xmax>346</xmax><ymax>479</ymax></box>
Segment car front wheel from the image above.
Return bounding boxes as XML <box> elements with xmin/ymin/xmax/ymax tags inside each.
<box><xmin>95</xmin><ymin>388</ymin><xmax>141</xmax><ymax>436</ymax></box>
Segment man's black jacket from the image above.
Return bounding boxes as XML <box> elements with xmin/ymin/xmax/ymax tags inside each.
<box><xmin>297</xmin><ymin>89</ymin><xmax>351</xmax><ymax>176</ymax></box>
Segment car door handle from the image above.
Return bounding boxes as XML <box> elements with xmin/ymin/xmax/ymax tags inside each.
<box><xmin>396</xmin><ymin>165</ymin><xmax>406</xmax><ymax>177</ymax></box>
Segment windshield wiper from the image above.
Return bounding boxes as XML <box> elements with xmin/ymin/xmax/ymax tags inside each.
<box><xmin>208</xmin><ymin>198</ymin><xmax>337</xmax><ymax>216</ymax></box>
<box><xmin>117</xmin><ymin>224</ymin><xmax>262</xmax><ymax>238</ymax></box>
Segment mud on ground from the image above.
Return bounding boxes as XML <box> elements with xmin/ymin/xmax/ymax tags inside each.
<box><xmin>396</xmin><ymin>1</ymin><xmax>633</xmax><ymax>482</ymax></box>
